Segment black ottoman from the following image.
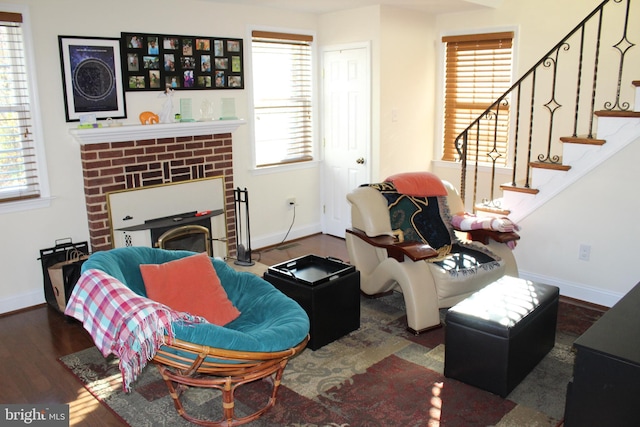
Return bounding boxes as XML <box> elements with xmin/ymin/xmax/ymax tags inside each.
<box><xmin>263</xmin><ymin>255</ymin><xmax>360</xmax><ymax>350</ymax></box>
<box><xmin>444</xmin><ymin>276</ymin><xmax>559</xmax><ymax>397</ymax></box>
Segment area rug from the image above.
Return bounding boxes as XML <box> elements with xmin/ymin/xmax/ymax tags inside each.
<box><xmin>59</xmin><ymin>292</ymin><xmax>602</xmax><ymax>427</ymax></box>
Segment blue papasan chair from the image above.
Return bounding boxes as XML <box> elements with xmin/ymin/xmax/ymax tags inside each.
<box><xmin>66</xmin><ymin>246</ymin><xmax>310</xmax><ymax>427</ymax></box>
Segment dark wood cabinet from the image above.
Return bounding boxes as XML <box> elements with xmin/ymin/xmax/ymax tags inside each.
<box><xmin>564</xmin><ymin>282</ymin><xmax>640</xmax><ymax>426</ymax></box>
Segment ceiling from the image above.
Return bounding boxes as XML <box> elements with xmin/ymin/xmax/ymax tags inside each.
<box><xmin>207</xmin><ymin>0</ymin><xmax>502</xmax><ymax>15</ymax></box>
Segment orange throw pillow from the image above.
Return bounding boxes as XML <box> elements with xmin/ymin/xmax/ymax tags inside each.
<box><xmin>140</xmin><ymin>252</ymin><xmax>240</xmax><ymax>326</ymax></box>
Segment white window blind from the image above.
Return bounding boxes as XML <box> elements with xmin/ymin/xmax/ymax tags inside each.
<box><xmin>0</xmin><ymin>11</ymin><xmax>39</xmax><ymax>202</ymax></box>
<box><xmin>251</xmin><ymin>31</ymin><xmax>313</xmax><ymax>167</ymax></box>
<box><xmin>442</xmin><ymin>32</ymin><xmax>513</xmax><ymax>165</ymax></box>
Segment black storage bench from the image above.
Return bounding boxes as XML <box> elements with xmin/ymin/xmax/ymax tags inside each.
<box><xmin>264</xmin><ymin>255</ymin><xmax>360</xmax><ymax>350</ymax></box>
<box><xmin>444</xmin><ymin>276</ymin><xmax>559</xmax><ymax>397</ymax></box>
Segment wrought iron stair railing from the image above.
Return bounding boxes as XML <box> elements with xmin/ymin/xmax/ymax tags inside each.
<box><xmin>455</xmin><ymin>0</ymin><xmax>637</xmax><ymax>212</ymax></box>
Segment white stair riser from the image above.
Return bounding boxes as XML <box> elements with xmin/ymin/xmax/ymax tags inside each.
<box><xmin>562</xmin><ymin>143</ymin><xmax>601</xmax><ymax>164</ymax></box>
<box><xmin>501</xmin><ymin>190</ymin><xmax>533</xmax><ymax>212</ymax></box>
<box><xmin>530</xmin><ymin>168</ymin><xmax>561</xmax><ymax>188</ymax></box>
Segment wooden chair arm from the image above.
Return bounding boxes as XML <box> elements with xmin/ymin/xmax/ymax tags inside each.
<box><xmin>346</xmin><ymin>228</ymin><xmax>437</xmax><ymax>262</ymax></box>
<box><xmin>462</xmin><ymin>228</ymin><xmax>521</xmax><ymax>245</ymax></box>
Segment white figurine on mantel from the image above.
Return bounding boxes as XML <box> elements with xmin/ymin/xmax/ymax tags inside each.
<box><xmin>159</xmin><ymin>85</ymin><xmax>174</xmax><ymax>123</ymax></box>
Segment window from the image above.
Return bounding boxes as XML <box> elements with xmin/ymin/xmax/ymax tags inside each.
<box><xmin>442</xmin><ymin>32</ymin><xmax>513</xmax><ymax>165</ymax></box>
<box><xmin>251</xmin><ymin>31</ymin><xmax>313</xmax><ymax>168</ymax></box>
<box><xmin>0</xmin><ymin>9</ymin><xmax>45</xmax><ymax>204</ymax></box>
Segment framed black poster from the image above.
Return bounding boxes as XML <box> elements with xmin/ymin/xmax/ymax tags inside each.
<box><xmin>121</xmin><ymin>32</ymin><xmax>244</xmax><ymax>91</ymax></box>
<box><xmin>58</xmin><ymin>36</ymin><xmax>126</xmax><ymax>122</ymax></box>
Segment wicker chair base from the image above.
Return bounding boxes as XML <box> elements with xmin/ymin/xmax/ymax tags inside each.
<box><xmin>153</xmin><ymin>336</ymin><xmax>309</xmax><ymax>426</ymax></box>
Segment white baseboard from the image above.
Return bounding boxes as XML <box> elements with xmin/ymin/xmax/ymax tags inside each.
<box><xmin>0</xmin><ymin>290</ymin><xmax>45</xmax><ymax>315</ymax></box>
<box><xmin>519</xmin><ymin>270</ymin><xmax>622</xmax><ymax>308</ymax></box>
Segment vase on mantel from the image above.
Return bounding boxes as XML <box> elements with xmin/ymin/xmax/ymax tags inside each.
<box><xmin>200</xmin><ymin>99</ymin><xmax>214</xmax><ymax>121</ymax></box>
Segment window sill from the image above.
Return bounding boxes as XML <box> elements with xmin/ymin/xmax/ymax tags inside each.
<box><xmin>0</xmin><ymin>196</ymin><xmax>52</xmax><ymax>215</ymax></box>
<box><xmin>250</xmin><ymin>160</ymin><xmax>319</xmax><ymax>175</ymax></box>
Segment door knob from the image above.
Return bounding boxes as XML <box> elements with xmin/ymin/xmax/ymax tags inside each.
<box><xmin>356</xmin><ymin>157</ymin><xmax>365</xmax><ymax>164</ymax></box>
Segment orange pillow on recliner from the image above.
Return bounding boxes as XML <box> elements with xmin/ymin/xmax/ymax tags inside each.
<box><xmin>140</xmin><ymin>252</ymin><xmax>240</xmax><ymax>326</ymax></box>
<box><xmin>385</xmin><ymin>171</ymin><xmax>448</xmax><ymax>197</ymax></box>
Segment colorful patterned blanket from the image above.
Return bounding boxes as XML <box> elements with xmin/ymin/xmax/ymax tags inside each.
<box><xmin>65</xmin><ymin>269</ymin><xmax>205</xmax><ymax>392</ymax></box>
<box><xmin>367</xmin><ymin>182</ymin><xmax>503</xmax><ymax>273</ymax></box>
<box><xmin>368</xmin><ymin>182</ymin><xmax>455</xmax><ymax>255</ymax></box>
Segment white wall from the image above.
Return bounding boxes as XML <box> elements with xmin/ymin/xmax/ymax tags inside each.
<box><xmin>432</xmin><ymin>0</ymin><xmax>599</xmax><ymax>74</ymax></box>
<box><xmin>318</xmin><ymin>5</ymin><xmax>435</xmax><ymax>182</ymax></box>
<box><xmin>378</xmin><ymin>6</ymin><xmax>435</xmax><ymax>180</ymax></box>
<box><xmin>515</xmin><ymin>138</ymin><xmax>640</xmax><ymax>306</ymax></box>
<box><xmin>0</xmin><ymin>0</ymin><xmax>321</xmax><ymax>313</ymax></box>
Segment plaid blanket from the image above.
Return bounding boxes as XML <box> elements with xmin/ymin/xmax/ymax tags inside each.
<box><xmin>65</xmin><ymin>268</ymin><xmax>205</xmax><ymax>392</ymax></box>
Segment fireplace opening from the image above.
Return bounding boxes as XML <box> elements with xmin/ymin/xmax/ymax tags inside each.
<box><xmin>115</xmin><ymin>209</ymin><xmax>225</xmax><ymax>257</ymax></box>
<box><xmin>157</xmin><ymin>224</ymin><xmax>211</xmax><ymax>255</ymax></box>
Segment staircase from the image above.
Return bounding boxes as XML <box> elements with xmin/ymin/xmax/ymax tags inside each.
<box><xmin>456</xmin><ymin>0</ymin><xmax>640</xmax><ymax>223</ymax></box>
<box><xmin>499</xmin><ymin>84</ymin><xmax>640</xmax><ymax>223</ymax></box>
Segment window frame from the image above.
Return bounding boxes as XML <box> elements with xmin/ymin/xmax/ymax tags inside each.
<box><xmin>248</xmin><ymin>27</ymin><xmax>318</xmax><ymax>172</ymax></box>
<box><xmin>439</xmin><ymin>30</ymin><xmax>516</xmax><ymax>168</ymax></box>
<box><xmin>0</xmin><ymin>3</ymin><xmax>49</xmax><ymax>214</ymax></box>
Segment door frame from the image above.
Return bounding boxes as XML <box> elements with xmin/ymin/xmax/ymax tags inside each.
<box><xmin>320</xmin><ymin>41</ymin><xmax>372</xmax><ymax>236</ymax></box>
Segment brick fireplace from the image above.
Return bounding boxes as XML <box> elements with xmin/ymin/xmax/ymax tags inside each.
<box><xmin>73</xmin><ymin>121</ymin><xmax>245</xmax><ymax>255</ymax></box>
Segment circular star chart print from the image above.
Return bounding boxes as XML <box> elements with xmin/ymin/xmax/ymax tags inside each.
<box><xmin>72</xmin><ymin>58</ymin><xmax>115</xmax><ymax>101</ymax></box>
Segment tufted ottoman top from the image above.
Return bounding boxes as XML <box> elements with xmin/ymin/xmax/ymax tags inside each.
<box><xmin>446</xmin><ymin>275</ymin><xmax>559</xmax><ymax>338</ymax></box>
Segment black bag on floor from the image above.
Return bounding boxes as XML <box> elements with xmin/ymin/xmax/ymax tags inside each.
<box><xmin>38</xmin><ymin>239</ymin><xmax>90</xmax><ymax>313</ymax></box>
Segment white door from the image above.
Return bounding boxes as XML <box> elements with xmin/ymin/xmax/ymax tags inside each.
<box><xmin>321</xmin><ymin>44</ymin><xmax>371</xmax><ymax>238</ymax></box>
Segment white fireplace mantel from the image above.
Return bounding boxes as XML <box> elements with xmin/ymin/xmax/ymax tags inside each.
<box><xmin>70</xmin><ymin>119</ymin><xmax>246</xmax><ymax>145</ymax></box>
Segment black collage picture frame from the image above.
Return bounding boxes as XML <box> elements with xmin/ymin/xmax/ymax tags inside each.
<box><xmin>121</xmin><ymin>32</ymin><xmax>243</xmax><ymax>91</ymax></box>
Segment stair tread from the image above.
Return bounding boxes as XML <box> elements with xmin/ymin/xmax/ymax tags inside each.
<box><xmin>594</xmin><ymin>110</ymin><xmax>640</xmax><ymax>118</ymax></box>
<box><xmin>500</xmin><ymin>182</ymin><xmax>540</xmax><ymax>195</ymax></box>
<box><xmin>560</xmin><ymin>136</ymin><xmax>606</xmax><ymax>145</ymax></box>
<box><xmin>474</xmin><ymin>204</ymin><xmax>511</xmax><ymax>216</ymax></box>
<box><xmin>530</xmin><ymin>161</ymin><xmax>571</xmax><ymax>171</ymax></box>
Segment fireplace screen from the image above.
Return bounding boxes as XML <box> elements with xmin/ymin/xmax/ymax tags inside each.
<box><xmin>107</xmin><ymin>177</ymin><xmax>228</xmax><ymax>257</ymax></box>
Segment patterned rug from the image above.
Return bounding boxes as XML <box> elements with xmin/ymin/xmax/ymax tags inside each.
<box><xmin>59</xmin><ymin>292</ymin><xmax>602</xmax><ymax>427</ymax></box>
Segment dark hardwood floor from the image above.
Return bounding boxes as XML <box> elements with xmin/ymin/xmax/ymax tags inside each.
<box><xmin>253</xmin><ymin>232</ymin><xmax>349</xmax><ymax>266</ymax></box>
<box><xmin>0</xmin><ymin>233</ymin><xmax>348</xmax><ymax>426</ymax></box>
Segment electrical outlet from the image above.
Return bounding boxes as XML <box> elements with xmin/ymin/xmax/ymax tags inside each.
<box><xmin>579</xmin><ymin>244</ymin><xmax>591</xmax><ymax>261</ymax></box>
<box><xmin>286</xmin><ymin>197</ymin><xmax>296</xmax><ymax>208</ymax></box>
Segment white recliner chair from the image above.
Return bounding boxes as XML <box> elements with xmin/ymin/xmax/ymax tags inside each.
<box><xmin>346</xmin><ymin>172</ymin><xmax>519</xmax><ymax>334</ymax></box>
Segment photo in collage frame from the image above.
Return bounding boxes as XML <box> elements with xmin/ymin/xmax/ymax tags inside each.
<box><xmin>121</xmin><ymin>32</ymin><xmax>243</xmax><ymax>91</ymax></box>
